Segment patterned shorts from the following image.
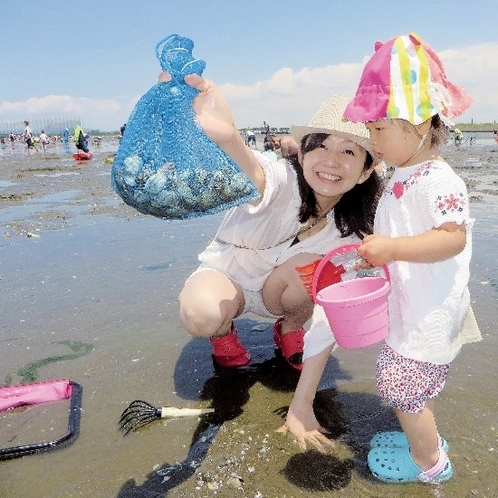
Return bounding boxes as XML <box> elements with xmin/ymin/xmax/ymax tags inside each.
<box><xmin>376</xmin><ymin>343</ymin><xmax>451</xmax><ymax>414</ymax></box>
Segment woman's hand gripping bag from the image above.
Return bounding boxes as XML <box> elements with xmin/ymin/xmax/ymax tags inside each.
<box><xmin>111</xmin><ymin>34</ymin><xmax>259</xmax><ymax>219</ymax></box>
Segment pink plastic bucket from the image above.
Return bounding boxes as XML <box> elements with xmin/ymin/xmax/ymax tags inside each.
<box><xmin>312</xmin><ymin>244</ymin><xmax>390</xmax><ymax>349</ymax></box>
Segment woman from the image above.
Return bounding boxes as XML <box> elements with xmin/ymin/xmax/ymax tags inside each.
<box><xmin>168</xmin><ymin>72</ymin><xmax>382</xmax><ymax>371</ymax></box>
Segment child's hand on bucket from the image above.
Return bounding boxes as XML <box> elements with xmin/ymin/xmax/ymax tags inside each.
<box><xmin>358</xmin><ymin>234</ymin><xmax>396</xmax><ymax>267</ymax></box>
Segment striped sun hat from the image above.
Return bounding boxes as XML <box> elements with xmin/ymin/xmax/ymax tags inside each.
<box><xmin>344</xmin><ymin>33</ymin><xmax>472</xmax><ymax>125</ymax></box>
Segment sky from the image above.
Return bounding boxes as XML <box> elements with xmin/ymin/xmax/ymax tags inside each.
<box><xmin>2</xmin><ymin>0</ymin><xmax>498</xmax><ymax>133</ymax></box>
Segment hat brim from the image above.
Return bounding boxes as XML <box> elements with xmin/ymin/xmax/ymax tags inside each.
<box><xmin>290</xmin><ymin>126</ymin><xmax>375</xmax><ymax>159</ymax></box>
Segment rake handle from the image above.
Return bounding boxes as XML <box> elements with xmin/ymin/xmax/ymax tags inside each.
<box><xmin>159</xmin><ymin>406</ymin><xmax>215</xmax><ymax>418</ymax></box>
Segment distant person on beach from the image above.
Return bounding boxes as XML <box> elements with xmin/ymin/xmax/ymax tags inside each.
<box><xmin>74</xmin><ymin>124</ymin><xmax>90</xmax><ymax>153</ymax></box>
<box><xmin>9</xmin><ymin>132</ymin><xmax>15</xmax><ymax>151</ymax></box>
<box><xmin>120</xmin><ymin>123</ymin><xmax>127</xmax><ymax>143</ymax></box>
<box><xmin>22</xmin><ymin>121</ymin><xmax>36</xmax><ymax>155</ymax></box>
<box><xmin>62</xmin><ymin>128</ymin><xmax>70</xmax><ymax>153</ymax></box>
<box><xmin>262</xmin><ymin>120</ymin><xmax>270</xmax><ymax>137</ymax></box>
<box><xmin>156</xmin><ymin>72</ymin><xmax>382</xmax><ymax>372</ymax></box>
<box><xmin>264</xmin><ymin>134</ymin><xmax>299</xmax><ymax>158</ymax></box>
<box><xmin>39</xmin><ymin>130</ymin><xmax>49</xmax><ymax>152</ymax></box>
<box><xmin>279</xmin><ymin>33</ymin><xmax>481</xmax><ymax>485</ymax></box>
<box><xmin>244</xmin><ymin>129</ymin><xmax>257</xmax><ymax>148</ymax></box>
<box><xmin>263</xmin><ymin>134</ymin><xmax>275</xmax><ymax>151</ymax></box>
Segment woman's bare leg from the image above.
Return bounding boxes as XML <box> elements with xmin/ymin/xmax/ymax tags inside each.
<box><xmin>262</xmin><ymin>253</ymin><xmax>319</xmax><ymax>332</ymax></box>
<box><xmin>179</xmin><ymin>270</ymin><xmax>245</xmax><ymax>338</ymax></box>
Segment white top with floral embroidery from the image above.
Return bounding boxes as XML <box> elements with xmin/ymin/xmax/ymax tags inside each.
<box><xmin>377</xmin><ymin>159</ymin><xmax>474</xmax><ymax>364</ymax></box>
<box><xmin>304</xmin><ymin>159</ymin><xmax>474</xmax><ymax>365</ymax></box>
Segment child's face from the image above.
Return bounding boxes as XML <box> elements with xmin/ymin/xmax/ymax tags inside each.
<box><xmin>365</xmin><ymin>119</ymin><xmax>424</xmax><ymax>167</ymax></box>
<box><xmin>301</xmin><ymin>135</ymin><xmax>370</xmax><ymax>200</ymax></box>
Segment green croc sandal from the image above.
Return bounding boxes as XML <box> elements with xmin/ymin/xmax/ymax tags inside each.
<box><xmin>370</xmin><ymin>431</ymin><xmax>449</xmax><ymax>452</ymax></box>
<box><xmin>368</xmin><ymin>446</ymin><xmax>453</xmax><ymax>483</ymax></box>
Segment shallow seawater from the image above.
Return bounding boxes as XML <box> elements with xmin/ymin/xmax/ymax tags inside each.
<box><xmin>0</xmin><ymin>143</ymin><xmax>497</xmax><ymax>497</ymax></box>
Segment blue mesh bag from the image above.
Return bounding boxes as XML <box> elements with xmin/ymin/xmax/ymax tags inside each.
<box><xmin>111</xmin><ymin>34</ymin><xmax>259</xmax><ymax>219</ymax></box>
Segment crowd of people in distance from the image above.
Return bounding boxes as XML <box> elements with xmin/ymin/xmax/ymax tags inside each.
<box><xmin>1</xmin><ymin>121</ymin><xmax>104</xmax><ymax>155</ymax></box>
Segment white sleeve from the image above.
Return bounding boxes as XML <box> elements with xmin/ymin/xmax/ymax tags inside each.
<box><xmin>303</xmin><ymin>305</ymin><xmax>337</xmax><ymax>360</ymax></box>
<box><xmin>241</xmin><ymin>152</ymin><xmax>292</xmax><ymax>215</ymax></box>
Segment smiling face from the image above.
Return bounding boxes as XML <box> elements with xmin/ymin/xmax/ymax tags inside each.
<box><xmin>301</xmin><ymin>134</ymin><xmax>372</xmax><ymax>207</ymax></box>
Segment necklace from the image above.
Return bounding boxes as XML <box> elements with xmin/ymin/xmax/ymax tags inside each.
<box><xmin>212</xmin><ymin>206</ymin><xmax>334</xmax><ymax>251</ymax></box>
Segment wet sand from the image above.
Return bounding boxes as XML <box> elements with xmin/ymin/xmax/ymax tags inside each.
<box><xmin>0</xmin><ymin>139</ymin><xmax>497</xmax><ymax>497</ymax></box>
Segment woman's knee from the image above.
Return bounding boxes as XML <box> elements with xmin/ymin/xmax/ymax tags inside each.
<box><xmin>178</xmin><ymin>270</ymin><xmax>243</xmax><ymax>337</ymax></box>
<box><xmin>263</xmin><ymin>255</ymin><xmax>318</xmax><ymax>317</ymax></box>
<box><xmin>179</xmin><ymin>304</ymin><xmax>223</xmax><ymax>338</ymax></box>
<box><xmin>178</xmin><ymin>289</ymin><xmax>223</xmax><ymax>337</ymax></box>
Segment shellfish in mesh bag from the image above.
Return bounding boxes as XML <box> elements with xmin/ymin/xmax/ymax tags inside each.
<box><xmin>111</xmin><ymin>34</ymin><xmax>259</xmax><ymax>220</ymax></box>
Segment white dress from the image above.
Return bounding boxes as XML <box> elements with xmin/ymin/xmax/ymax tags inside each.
<box><xmin>304</xmin><ymin>159</ymin><xmax>481</xmax><ymax>365</ymax></box>
<box><xmin>198</xmin><ymin>151</ymin><xmax>360</xmax><ymax>292</ymax></box>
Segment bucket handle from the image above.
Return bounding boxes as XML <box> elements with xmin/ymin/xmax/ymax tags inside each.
<box><xmin>311</xmin><ymin>243</ymin><xmax>390</xmax><ymax>303</ymax></box>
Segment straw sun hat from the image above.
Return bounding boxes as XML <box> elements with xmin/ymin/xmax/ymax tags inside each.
<box><xmin>291</xmin><ymin>95</ymin><xmax>374</xmax><ymax>158</ymax></box>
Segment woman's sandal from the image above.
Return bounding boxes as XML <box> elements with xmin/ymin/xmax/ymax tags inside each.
<box><xmin>367</xmin><ymin>445</ymin><xmax>453</xmax><ymax>484</ymax></box>
<box><xmin>210</xmin><ymin>322</ymin><xmax>250</xmax><ymax>368</ymax></box>
<box><xmin>272</xmin><ymin>318</ymin><xmax>304</xmax><ymax>371</ymax></box>
<box><xmin>370</xmin><ymin>431</ymin><xmax>449</xmax><ymax>452</ymax></box>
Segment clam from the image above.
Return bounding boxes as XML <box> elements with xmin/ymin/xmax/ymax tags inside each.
<box><xmin>178</xmin><ymin>184</ymin><xmax>197</xmax><ymax>209</ymax></box>
<box><xmin>123</xmin><ymin>155</ymin><xmax>143</xmax><ymax>175</ymax></box>
<box><xmin>144</xmin><ymin>170</ymin><xmax>170</xmax><ymax>195</ymax></box>
<box><xmin>152</xmin><ymin>188</ymin><xmax>180</xmax><ymax>208</ymax></box>
<box><xmin>197</xmin><ymin>190</ymin><xmax>218</xmax><ymax>211</ymax></box>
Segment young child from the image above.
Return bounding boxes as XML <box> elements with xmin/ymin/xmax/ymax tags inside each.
<box><xmin>170</xmin><ymin>71</ymin><xmax>382</xmax><ymax>372</ymax></box>
<box><xmin>39</xmin><ymin>130</ymin><xmax>50</xmax><ymax>152</ymax></box>
<box><xmin>280</xmin><ymin>33</ymin><xmax>481</xmax><ymax>484</ymax></box>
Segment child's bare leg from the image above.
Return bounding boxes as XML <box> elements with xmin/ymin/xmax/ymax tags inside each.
<box><xmin>394</xmin><ymin>399</ymin><xmax>441</xmax><ymax>471</ymax></box>
<box><xmin>374</xmin><ymin>344</ymin><xmax>451</xmax><ymax>476</ymax></box>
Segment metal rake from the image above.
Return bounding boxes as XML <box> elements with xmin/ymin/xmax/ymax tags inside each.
<box><xmin>118</xmin><ymin>399</ymin><xmax>214</xmax><ymax>435</ymax></box>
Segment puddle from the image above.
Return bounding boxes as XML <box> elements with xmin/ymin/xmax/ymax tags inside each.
<box><xmin>0</xmin><ymin>190</ymin><xmax>83</xmax><ymax>224</ymax></box>
<box><xmin>34</xmin><ymin>172</ymin><xmax>80</xmax><ymax>178</ymax></box>
<box><xmin>0</xmin><ymin>180</ymin><xmax>16</xmax><ymax>189</ymax></box>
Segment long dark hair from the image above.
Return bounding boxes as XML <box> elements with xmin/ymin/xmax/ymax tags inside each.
<box><xmin>289</xmin><ymin>133</ymin><xmax>382</xmax><ymax>239</ymax></box>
